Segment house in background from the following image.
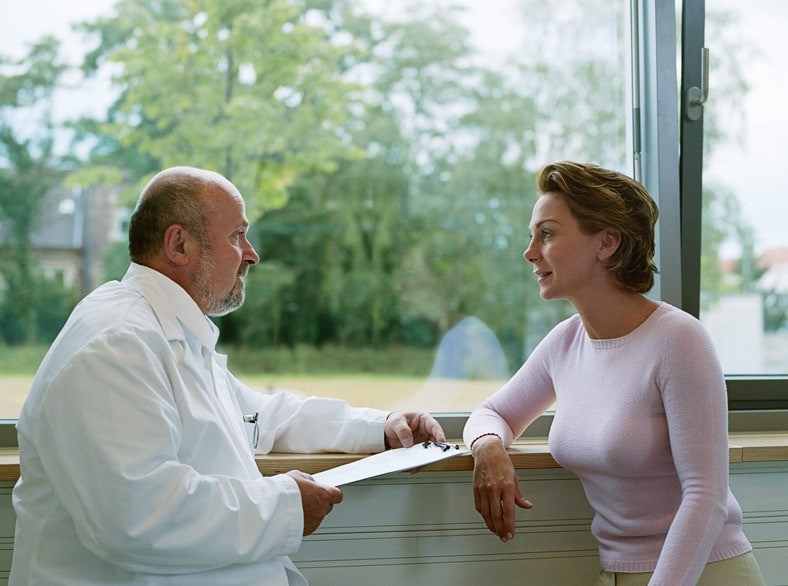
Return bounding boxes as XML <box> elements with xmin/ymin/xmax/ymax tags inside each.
<box><xmin>704</xmin><ymin>247</ymin><xmax>788</xmax><ymax>374</ymax></box>
<box><xmin>0</xmin><ymin>183</ymin><xmax>124</xmax><ymax>299</ymax></box>
<box><xmin>758</xmin><ymin>247</ymin><xmax>788</xmax><ymax>293</ymax></box>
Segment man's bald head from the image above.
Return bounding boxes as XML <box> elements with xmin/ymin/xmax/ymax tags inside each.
<box><xmin>128</xmin><ymin>166</ymin><xmax>233</xmax><ymax>264</ymax></box>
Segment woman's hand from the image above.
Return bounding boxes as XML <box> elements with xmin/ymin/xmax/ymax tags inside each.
<box><xmin>471</xmin><ymin>435</ymin><xmax>532</xmax><ymax>542</ymax></box>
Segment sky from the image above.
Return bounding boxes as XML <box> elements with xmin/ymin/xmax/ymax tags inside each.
<box><xmin>1</xmin><ymin>0</ymin><xmax>786</xmax><ymax>253</ymax></box>
<box><xmin>0</xmin><ymin>1</ymin><xmax>115</xmax><ymax>58</ymax></box>
<box><xmin>0</xmin><ymin>0</ymin><xmax>117</xmax><ymax>147</ymax></box>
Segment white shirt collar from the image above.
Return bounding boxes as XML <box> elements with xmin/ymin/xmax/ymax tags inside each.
<box><xmin>122</xmin><ymin>262</ymin><xmax>220</xmax><ymax>351</ymax></box>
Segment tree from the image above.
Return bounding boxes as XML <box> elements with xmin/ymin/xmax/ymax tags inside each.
<box><xmin>0</xmin><ymin>38</ymin><xmax>69</xmax><ymax>343</ymax></box>
<box><xmin>13</xmin><ymin>0</ymin><xmax>752</xmax><ymax>369</ymax></box>
<box><xmin>230</xmin><ymin>1</ymin><xmax>488</xmax><ymax>350</ymax></box>
<box><xmin>698</xmin><ymin>6</ymin><xmax>761</xmax><ymax>313</ymax></box>
<box><xmin>77</xmin><ymin>0</ymin><xmax>364</xmax><ymax>210</ymax></box>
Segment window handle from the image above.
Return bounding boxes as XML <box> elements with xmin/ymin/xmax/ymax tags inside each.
<box><xmin>685</xmin><ymin>47</ymin><xmax>709</xmax><ymax>121</ymax></box>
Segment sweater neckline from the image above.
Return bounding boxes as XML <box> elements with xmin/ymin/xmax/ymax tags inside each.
<box><xmin>584</xmin><ymin>301</ymin><xmax>665</xmax><ymax>349</ymax></box>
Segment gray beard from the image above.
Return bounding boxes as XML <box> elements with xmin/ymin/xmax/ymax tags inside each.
<box><xmin>193</xmin><ymin>257</ymin><xmax>246</xmax><ymax>317</ymax></box>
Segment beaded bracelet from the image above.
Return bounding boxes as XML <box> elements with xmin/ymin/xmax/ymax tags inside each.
<box><xmin>469</xmin><ymin>432</ymin><xmax>503</xmax><ymax>450</ymax></box>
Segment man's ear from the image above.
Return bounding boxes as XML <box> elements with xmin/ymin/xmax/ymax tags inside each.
<box><xmin>598</xmin><ymin>228</ymin><xmax>622</xmax><ymax>262</ymax></box>
<box><xmin>162</xmin><ymin>224</ymin><xmax>192</xmax><ymax>266</ymax></box>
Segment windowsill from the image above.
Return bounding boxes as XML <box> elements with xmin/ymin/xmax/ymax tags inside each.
<box><xmin>2</xmin><ymin>432</ymin><xmax>787</xmax><ymax>483</ymax></box>
<box><xmin>255</xmin><ymin>438</ymin><xmax>560</xmax><ymax>477</ymax></box>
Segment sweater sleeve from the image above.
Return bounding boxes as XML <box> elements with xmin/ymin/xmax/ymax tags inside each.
<box><xmin>649</xmin><ymin>317</ymin><xmax>730</xmax><ymax>585</ymax></box>
<box><xmin>464</xmin><ymin>329</ymin><xmax>558</xmax><ymax>448</ymax></box>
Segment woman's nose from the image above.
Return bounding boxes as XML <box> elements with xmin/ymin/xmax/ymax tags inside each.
<box><xmin>523</xmin><ymin>243</ymin><xmax>538</xmax><ymax>264</ymax></box>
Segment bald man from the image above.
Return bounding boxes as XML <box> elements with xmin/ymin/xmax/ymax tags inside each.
<box><xmin>11</xmin><ymin>166</ymin><xmax>445</xmax><ymax>585</ymax></box>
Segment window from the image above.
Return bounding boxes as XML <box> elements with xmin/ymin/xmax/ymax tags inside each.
<box><xmin>1</xmin><ymin>0</ymin><xmax>785</xmax><ymax>436</ymax></box>
<box><xmin>699</xmin><ymin>0</ymin><xmax>788</xmax><ymax>376</ymax></box>
<box><xmin>0</xmin><ymin>0</ymin><xmax>634</xmax><ymax>421</ymax></box>
<box><xmin>680</xmin><ymin>0</ymin><xmax>788</xmax><ymax>409</ymax></box>
<box><xmin>236</xmin><ymin>0</ymin><xmax>633</xmax><ymax>414</ymax></box>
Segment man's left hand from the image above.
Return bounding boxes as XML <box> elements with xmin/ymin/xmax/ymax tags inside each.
<box><xmin>384</xmin><ymin>412</ymin><xmax>446</xmax><ymax>449</ymax></box>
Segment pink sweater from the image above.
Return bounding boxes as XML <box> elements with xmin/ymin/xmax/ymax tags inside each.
<box><xmin>463</xmin><ymin>302</ymin><xmax>752</xmax><ymax>585</ymax></box>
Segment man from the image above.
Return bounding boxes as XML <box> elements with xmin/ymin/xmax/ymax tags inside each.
<box><xmin>10</xmin><ymin>166</ymin><xmax>445</xmax><ymax>585</ymax></box>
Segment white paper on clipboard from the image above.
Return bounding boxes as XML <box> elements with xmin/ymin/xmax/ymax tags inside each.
<box><xmin>313</xmin><ymin>441</ymin><xmax>470</xmax><ymax>487</ymax></box>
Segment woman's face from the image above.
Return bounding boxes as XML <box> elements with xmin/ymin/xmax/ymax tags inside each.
<box><xmin>523</xmin><ymin>192</ymin><xmax>608</xmax><ymax>303</ymax></box>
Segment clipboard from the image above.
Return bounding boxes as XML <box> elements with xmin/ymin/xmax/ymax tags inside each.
<box><xmin>313</xmin><ymin>441</ymin><xmax>470</xmax><ymax>487</ymax></box>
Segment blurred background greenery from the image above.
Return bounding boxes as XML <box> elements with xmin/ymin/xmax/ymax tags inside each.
<box><xmin>2</xmin><ymin>0</ymin><xmax>773</xmax><ymax>418</ymax></box>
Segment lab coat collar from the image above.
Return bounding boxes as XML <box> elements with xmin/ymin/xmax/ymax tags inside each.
<box><xmin>122</xmin><ymin>263</ymin><xmax>220</xmax><ymax>352</ymax></box>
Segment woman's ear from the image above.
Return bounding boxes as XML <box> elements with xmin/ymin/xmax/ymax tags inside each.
<box><xmin>162</xmin><ymin>224</ymin><xmax>192</xmax><ymax>266</ymax></box>
<box><xmin>598</xmin><ymin>228</ymin><xmax>622</xmax><ymax>261</ymax></box>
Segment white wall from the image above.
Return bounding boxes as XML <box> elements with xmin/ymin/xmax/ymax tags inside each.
<box><xmin>2</xmin><ymin>463</ymin><xmax>787</xmax><ymax>585</ymax></box>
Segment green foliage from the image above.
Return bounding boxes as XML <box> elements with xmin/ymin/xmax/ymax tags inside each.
<box><xmin>700</xmin><ymin>184</ymin><xmax>759</xmax><ymax>310</ymax></box>
<box><xmin>763</xmin><ymin>289</ymin><xmax>788</xmax><ymax>332</ymax></box>
<box><xmin>77</xmin><ymin>0</ymin><xmax>364</xmax><ymax>210</ymax></box>
<box><xmin>0</xmin><ymin>272</ymin><xmax>76</xmax><ymax>345</ymax></box>
<box><xmin>63</xmin><ymin>165</ymin><xmax>124</xmax><ymax>192</ymax></box>
<box><xmin>32</xmin><ymin>275</ymin><xmax>78</xmax><ymax>343</ymax></box>
<box><xmin>0</xmin><ymin>344</ymin><xmax>49</xmax><ymax>374</ymax></box>
<box><xmin>0</xmin><ymin>343</ymin><xmax>436</xmax><ymax>377</ymax></box>
<box><xmin>102</xmin><ymin>241</ymin><xmax>132</xmax><ymax>282</ymax></box>
<box><xmin>224</xmin><ymin>343</ymin><xmax>435</xmax><ymax>376</ymax></box>
<box><xmin>0</xmin><ymin>1</ymin><xmax>756</xmax><ymax>365</ymax></box>
<box><xmin>0</xmin><ymin>37</ymin><xmax>66</xmax><ymax>108</ymax></box>
<box><xmin>0</xmin><ymin>38</ymin><xmax>70</xmax><ymax>344</ymax></box>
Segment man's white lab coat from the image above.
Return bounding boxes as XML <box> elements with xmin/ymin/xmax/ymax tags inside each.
<box><xmin>10</xmin><ymin>263</ymin><xmax>388</xmax><ymax>585</ymax></box>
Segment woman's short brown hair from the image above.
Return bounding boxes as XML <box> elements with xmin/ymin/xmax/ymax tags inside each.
<box><xmin>536</xmin><ymin>161</ymin><xmax>659</xmax><ymax>293</ymax></box>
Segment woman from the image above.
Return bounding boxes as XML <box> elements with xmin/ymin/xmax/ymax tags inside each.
<box><xmin>463</xmin><ymin>161</ymin><xmax>764</xmax><ymax>585</ymax></box>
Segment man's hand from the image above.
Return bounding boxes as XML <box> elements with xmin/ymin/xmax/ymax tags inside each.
<box><xmin>384</xmin><ymin>411</ymin><xmax>446</xmax><ymax>449</ymax></box>
<box><xmin>286</xmin><ymin>470</ymin><xmax>343</xmax><ymax>536</ymax></box>
<box><xmin>471</xmin><ymin>435</ymin><xmax>532</xmax><ymax>542</ymax></box>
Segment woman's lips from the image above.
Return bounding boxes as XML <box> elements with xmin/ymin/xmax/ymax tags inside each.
<box><xmin>534</xmin><ymin>270</ymin><xmax>552</xmax><ymax>283</ymax></box>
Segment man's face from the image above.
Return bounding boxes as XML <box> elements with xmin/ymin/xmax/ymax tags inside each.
<box><xmin>191</xmin><ymin>184</ymin><xmax>259</xmax><ymax>316</ymax></box>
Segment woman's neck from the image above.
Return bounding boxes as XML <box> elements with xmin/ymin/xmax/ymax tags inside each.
<box><xmin>574</xmin><ymin>290</ymin><xmax>659</xmax><ymax>340</ymax></box>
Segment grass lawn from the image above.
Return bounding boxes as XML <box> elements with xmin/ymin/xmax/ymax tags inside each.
<box><xmin>1</xmin><ymin>373</ymin><xmax>503</xmax><ymax>420</ymax></box>
<box><xmin>1</xmin><ymin>343</ymin><xmax>505</xmax><ymax>419</ymax></box>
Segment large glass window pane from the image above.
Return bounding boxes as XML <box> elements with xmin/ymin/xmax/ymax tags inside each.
<box><xmin>701</xmin><ymin>0</ymin><xmax>788</xmax><ymax>375</ymax></box>
<box><xmin>0</xmin><ymin>0</ymin><xmax>630</xmax><ymax>420</ymax></box>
